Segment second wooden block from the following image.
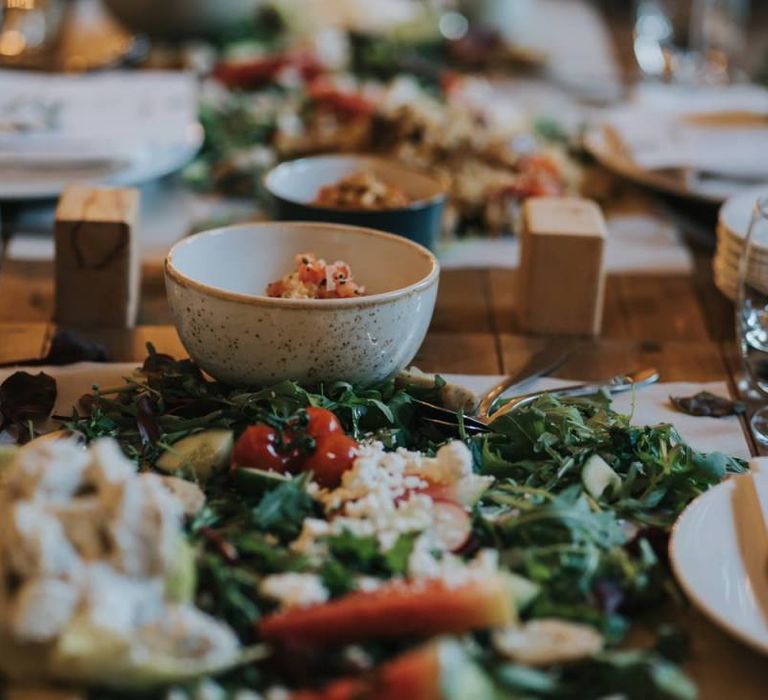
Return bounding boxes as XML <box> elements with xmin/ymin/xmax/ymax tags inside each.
<box><xmin>518</xmin><ymin>197</ymin><xmax>606</xmax><ymax>336</ymax></box>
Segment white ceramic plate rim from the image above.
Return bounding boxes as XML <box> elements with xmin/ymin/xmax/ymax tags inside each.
<box><xmin>165</xmin><ymin>221</ymin><xmax>440</xmax><ymax>309</ymax></box>
<box><xmin>584</xmin><ymin>127</ymin><xmax>768</xmax><ymax>205</ymax></box>
<box><xmin>0</xmin><ymin>123</ymin><xmax>203</xmax><ymax>201</ymax></box>
<box><xmin>718</xmin><ymin>186</ymin><xmax>768</xmax><ymax>241</ymax></box>
<box><xmin>669</xmin><ymin>477</ymin><xmax>768</xmax><ymax>655</ymax></box>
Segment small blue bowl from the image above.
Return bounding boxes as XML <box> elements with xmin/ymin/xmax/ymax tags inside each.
<box><xmin>263</xmin><ymin>154</ymin><xmax>446</xmax><ymax>250</ymax></box>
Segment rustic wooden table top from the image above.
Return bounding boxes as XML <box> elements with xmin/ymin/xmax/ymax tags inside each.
<box><xmin>0</xmin><ymin>242</ymin><xmax>766</xmax><ymax>698</ymax></box>
<box><xmin>1</xmin><ymin>4</ymin><xmax>767</xmax><ymax>694</ymax></box>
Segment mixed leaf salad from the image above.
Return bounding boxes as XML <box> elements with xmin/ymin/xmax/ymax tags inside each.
<box><xmin>0</xmin><ymin>347</ymin><xmax>746</xmax><ymax>699</ymax></box>
<box><xmin>184</xmin><ymin>1</ymin><xmax>578</xmax><ymax>237</ymax></box>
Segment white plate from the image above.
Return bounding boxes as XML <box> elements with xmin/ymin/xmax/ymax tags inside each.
<box><xmin>0</xmin><ymin>123</ymin><xmax>203</xmax><ymax>201</ymax></box>
<box><xmin>719</xmin><ymin>186</ymin><xmax>768</xmax><ymax>242</ymax></box>
<box><xmin>670</xmin><ymin>473</ymin><xmax>768</xmax><ymax>655</ymax></box>
<box><xmin>584</xmin><ymin>128</ymin><xmax>768</xmax><ymax>204</ymax></box>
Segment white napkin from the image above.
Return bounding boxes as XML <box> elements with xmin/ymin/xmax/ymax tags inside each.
<box><xmin>449</xmin><ymin>375</ymin><xmax>750</xmax><ymax>460</ymax></box>
<box><xmin>0</xmin><ymin>70</ymin><xmax>197</xmax><ymax>167</ymax></box>
<box><xmin>0</xmin><ymin>365</ymin><xmax>750</xmax><ymax>459</ymax></box>
<box><xmin>601</xmin><ymin>83</ymin><xmax>768</xmax><ymax>181</ymax></box>
<box><xmin>436</xmin><ymin>211</ymin><xmax>692</xmax><ymax>273</ymax></box>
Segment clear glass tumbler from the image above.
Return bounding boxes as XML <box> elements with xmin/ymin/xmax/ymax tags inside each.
<box><xmin>634</xmin><ymin>0</ymin><xmax>749</xmax><ymax>82</ymax></box>
<box><xmin>736</xmin><ymin>196</ymin><xmax>768</xmax><ymax>444</ymax></box>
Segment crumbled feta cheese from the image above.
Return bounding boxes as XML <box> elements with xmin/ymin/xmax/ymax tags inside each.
<box><xmin>288</xmin><ymin>440</ymin><xmax>499</xmax><ymax>591</ymax></box>
<box><xmin>291</xmin><ymin>517</ymin><xmax>332</xmax><ymax>557</ymax></box>
<box><xmin>404</xmin><ymin>441</ymin><xmax>474</xmax><ymax>485</ymax></box>
<box><xmin>408</xmin><ymin>540</ymin><xmax>499</xmax><ymax>588</ymax></box>
<box><xmin>260</xmin><ymin>573</ymin><xmax>329</xmax><ymax>610</ymax></box>
<box><xmin>321</xmin><ymin>441</ymin><xmax>429</xmax><ymax>511</ymax></box>
<box><xmin>355</xmin><ymin>576</ymin><xmax>384</xmax><ymax>593</ymax></box>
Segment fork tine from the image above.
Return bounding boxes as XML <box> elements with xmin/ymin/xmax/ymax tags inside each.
<box><xmin>418</xmin><ymin>416</ymin><xmax>489</xmax><ymax>436</ymax></box>
<box><xmin>411</xmin><ymin>398</ymin><xmax>489</xmax><ymax>431</ymax></box>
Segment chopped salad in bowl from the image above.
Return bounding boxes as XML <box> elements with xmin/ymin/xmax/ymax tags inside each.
<box><xmin>266</xmin><ymin>252</ymin><xmax>365</xmax><ymax>299</ymax></box>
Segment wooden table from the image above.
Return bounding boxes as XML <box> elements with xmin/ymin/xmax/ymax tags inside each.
<box><xmin>0</xmin><ymin>240</ymin><xmax>766</xmax><ymax>698</ymax></box>
<box><xmin>1</xmin><ymin>4</ymin><xmax>767</xmax><ymax>696</ymax></box>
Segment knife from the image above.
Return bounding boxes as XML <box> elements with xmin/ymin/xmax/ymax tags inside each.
<box><xmin>477</xmin><ymin>345</ymin><xmax>571</xmax><ymax>419</ymax></box>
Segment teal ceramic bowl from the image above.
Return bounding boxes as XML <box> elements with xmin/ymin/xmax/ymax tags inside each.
<box><xmin>263</xmin><ymin>155</ymin><xmax>446</xmax><ymax>250</ymax></box>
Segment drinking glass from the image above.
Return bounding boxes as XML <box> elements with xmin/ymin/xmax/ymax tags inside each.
<box><xmin>634</xmin><ymin>0</ymin><xmax>749</xmax><ymax>82</ymax></box>
<box><xmin>736</xmin><ymin>196</ymin><xmax>768</xmax><ymax>444</ymax></box>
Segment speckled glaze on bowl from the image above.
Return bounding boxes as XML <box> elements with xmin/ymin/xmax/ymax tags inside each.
<box><xmin>264</xmin><ymin>155</ymin><xmax>446</xmax><ymax>250</ymax></box>
<box><xmin>164</xmin><ymin>222</ymin><xmax>439</xmax><ymax>387</ymax></box>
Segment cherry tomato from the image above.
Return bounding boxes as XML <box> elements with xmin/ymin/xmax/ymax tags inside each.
<box><xmin>303</xmin><ymin>433</ymin><xmax>358</xmax><ymax>488</ymax></box>
<box><xmin>212</xmin><ymin>52</ymin><xmax>324</xmax><ymax>91</ymax></box>
<box><xmin>305</xmin><ymin>406</ymin><xmax>342</xmax><ymax>440</ymax></box>
<box><xmin>308</xmin><ymin>82</ymin><xmax>376</xmax><ymax>117</ymax></box>
<box><xmin>266</xmin><ymin>280</ymin><xmax>286</xmax><ymax>298</ymax></box>
<box><xmin>232</xmin><ymin>425</ymin><xmax>299</xmax><ymax>473</ymax></box>
<box><xmin>295</xmin><ymin>253</ymin><xmax>326</xmax><ymax>285</ymax></box>
<box><xmin>213</xmin><ymin>55</ymin><xmax>286</xmax><ymax>90</ymax></box>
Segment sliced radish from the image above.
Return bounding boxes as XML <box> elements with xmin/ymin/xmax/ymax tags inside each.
<box><xmin>431</xmin><ymin>499</ymin><xmax>472</xmax><ymax>552</ymax></box>
<box><xmin>426</xmin><ymin>474</ymin><xmax>493</xmax><ymax>507</ymax></box>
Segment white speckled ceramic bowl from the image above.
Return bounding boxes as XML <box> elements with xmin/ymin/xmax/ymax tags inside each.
<box><xmin>165</xmin><ymin>222</ymin><xmax>439</xmax><ymax>387</ymax></box>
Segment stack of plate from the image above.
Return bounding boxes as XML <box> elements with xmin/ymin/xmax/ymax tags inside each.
<box><xmin>714</xmin><ymin>187</ymin><xmax>768</xmax><ymax>300</ymax></box>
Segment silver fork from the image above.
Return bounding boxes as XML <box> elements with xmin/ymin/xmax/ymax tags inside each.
<box><xmin>415</xmin><ymin>367</ymin><xmax>660</xmax><ymax>435</ymax></box>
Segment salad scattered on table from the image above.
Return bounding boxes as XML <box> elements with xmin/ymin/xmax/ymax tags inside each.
<box><xmin>0</xmin><ymin>348</ymin><xmax>746</xmax><ymax>699</ymax></box>
<box><xmin>185</xmin><ymin>0</ymin><xmax>579</xmax><ymax>238</ymax></box>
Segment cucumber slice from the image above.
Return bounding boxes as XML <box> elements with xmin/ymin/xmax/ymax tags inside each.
<box><xmin>439</xmin><ymin>639</ymin><xmax>499</xmax><ymax>700</ymax></box>
<box><xmin>165</xmin><ymin>537</ymin><xmax>197</xmax><ymax>605</ymax></box>
<box><xmin>156</xmin><ymin>430</ymin><xmax>234</xmax><ymax>481</ymax></box>
<box><xmin>234</xmin><ymin>466</ymin><xmax>290</xmax><ymax>496</ymax></box>
<box><xmin>503</xmin><ymin>572</ymin><xmax>541</xmax><ymax>612</ymax></box>
<box><xmin>581</xmin><ymin>454</ymin><xmax>622</xmax><ymax>500</ymax></box>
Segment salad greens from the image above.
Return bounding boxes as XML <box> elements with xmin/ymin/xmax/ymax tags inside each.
<box><xmin>22</xmin><ymin>345</ymin><xmax>742</xmax><ymax>699</ymax></box>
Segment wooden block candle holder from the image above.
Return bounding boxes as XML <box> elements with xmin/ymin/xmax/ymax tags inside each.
<box><xmin>54</xmin><ymin>186</ymin><xmax>140</xmax><ymax>329</ymax></box>
<box><xmin>518</xmin><ymin>197</ymin><xmax>606</xmax><ymax>336</ymax></box>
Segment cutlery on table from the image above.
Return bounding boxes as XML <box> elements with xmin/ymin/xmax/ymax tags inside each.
<box><xmin>411</xmin><ymin>345</ymin><xmax>570</xmax><ymax>432</ymax></box>
<box><xmin>477</xmin><ymin>346</ymin><xmax>571</xmax><ymax>419</ymax></box>
<box><xmin>416</xmin><ymin>367</ymin><xmax>660</xmax><ymax>435</ymax></box>
<box><xmin>488</xmin><ymin>366</ymin><xmax>660</xmax><ymax>420</ymax></box>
